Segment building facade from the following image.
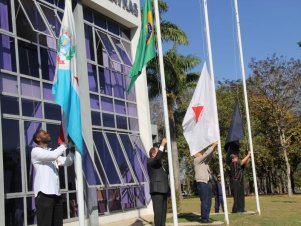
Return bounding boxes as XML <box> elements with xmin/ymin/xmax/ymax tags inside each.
<box><xmin>0</xmin><ymin>0</ymin><xmax>153</xmax><ymax>225</ymax></box>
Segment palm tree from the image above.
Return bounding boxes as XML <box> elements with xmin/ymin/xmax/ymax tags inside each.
<box><xmin>147</xmin><ymin>0</ymin><xmax>201</xmax><ymax>193</ymax></box>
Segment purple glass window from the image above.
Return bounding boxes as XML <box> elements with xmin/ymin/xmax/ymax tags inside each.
<box><xmin>22</xmin><ymin>99</ymin><xmax>42</xmax><ymax>118</ymax></box>
<box><xmin>1</xmin><ymin>95</ymin><xmax>19</xmax><ymax>115</ymax></box>
<box><xmin>18</xmin><ymin>41</ymin><xmax>39</xmax><ymax>78</ymax></box>
<box><xmin>85</xmin><ymin>24</ymin><xmax>95</xmax><ymax>61</ymax></box>
<box><xmin>111</xmin><ymin>37</ymin><xmax>131</xmax><ymax>66</ymax></box>
<box><xmin>123</xmin><ymin>65</ymin><xmax>131</xmax><ymax>75</ymax></box>
<box><xmin>121</xmin><ymin>28</ymin><xmax>131</xmax><ymax>41</ymax></box>
<box><xmin>44</xmin><ymin>103</ymin><xmax>61</xmax><ymax>120</ymax></box>
<box><xmin>94</xmin><ymin>13</ymin><xmax>106</xmax><ymax>29</ymax></box>
<box><xmin>93</xmin><ymin>131</ymin><xmax>121</xmax><ymax>184</ymax></box>
<box><xmin>108</xmin><ymin>188</ymin><xmax>122</xmax><ymax>212</ymax></box>
<box><xmin>129</xmin><ymin>118</ymin><xmax>139</xmax><ymax>132</ymax></box>
<box><xmin>122</xmin><ymin>40</ymin><xmax>132</xmax><ymax>61</ymax></box>
<box><xmin>39</xmin><ymin>34</ymin><xmax>56</xmax><ymax>49</ymax></box>
<box><xmin>2</xmin><ymin>119</ymin><xmax>22</xmax><ymax>193</ymax></box>
<box><xmin>120</xmin><ymin>188</ymin><xmax>135</xmax><ymax>210</ymax></box>
<box><xmin>0</xmin><ymin>34</ymin><xmax>16</xmax><ymax>72</ymax></box>
<box><xmin>111</xmin><ymin>61</ymin><xmax>122</xmax><ymax>72</ymax></box>
<box><xmin>95</xmin><ymin>31</ymin><xmax>104</xmax><ymax>66</ymax></box>
<box><xmin>45</xmin><ymin>123</ymin><xmax>60</xmax><ymax>149</ymax></box>
<box><xmin>5</xmin><ymin>198</ymin><xmax>24</xmax><ymax>226</ymax></box>
<box><xmin>15</xmin><ymin>1</ymin><xmax>36</xmax><ymax>43</ymax></box>
<box><xmin>20</xmin><ymin>78</ymin><xmax>41</xmax><ymax>98</ymax></box>
<box><xmin>99</xmin><ymin>68</ymin><xmax>112</xmax><ymax>95</ymax></box>
<box><xmin>119</xmin><ymin>134</ymin><xmax>146</xmax><ymax>182</ymax></box>
<box><xmin>115</xmin><ymin>100</ymin><xmax>126</xmax><ymax>114</ymax></box>
<box><xmin>116</xmin><ymin>116</ymin><xmax>127</xmax><ymax>130</ymax></box>
<box><xmin>103</xmin><ymin>51</ymin><xmax>109</xmax><ymax>67</ymax></box>
<box><xmin>82</xmin><ymin>144</ymin><xmax>102</xmax><ymax>185</ymax></box>
<box><xmin>19</xmin><ymin>0</ymin><xmax>51</xmax><ymax>35</ymax></box>
<box><xmin>93</xmin><ymin>147</ymin><xmax>109</xmax><ymax>186</ymax></box>
<box><xmin>67</xmin><ymin>165</ymin><xmax>76</xmax><ymax>191</ymax></box>
<box><xmin>130</xmin><ymin>135</ymin><xmax>148</xmax><ymax>178</ymax></box>
<box><xmin>126</xmin><ymin>76</ymin><xmax>136</xmax><ymax>101</ymax></box>
<box><xmin>41</xmin><ymin>48</ymin><xmax>56</xmax><ymax>81</ymax></box>
<box><xmin>83</xmin><ymin>7</ymin><xmax>93</xmax><ymax>22</ymax></box>
<box><xmin>43</xmin><ymin>83</ymin><xmax>54</xmax><ymax>101</ymax></box>
<box><xmin>112</xmin><ymin>71</ymin><xmax>125</xmax><ymax>99</ymax></box>
<box><xmin>27</xmin><ymin>197</ymin><xmax>36</xmax><ymax>225</ymax></box>
<box><xmin>96</xmin><ymin>190</ymin><xmax>107</xmax><ymax>214</ymax></box>
<box><xmin>102</xmin><ymin>113</ymin><xmax>115</xmax><ymax>128</ymax></box>
<box><xmin>127</xmin><ymin>103</ymin><xmax>137</xmax><ymax>117</ymax></box>
<box><xmin>107</xmin><ymin>20</ymin><xmax>119</xmax><ymax>36</ymax></box>
<box><xmin>39</xmin><ymin>4</ymin><xmax>61</xmax><ymax>37</ymax></box>
<box><xmin>69</xmin><ymin>193</ymin><xmax>78</xmax><ymax>217</ymax></box>
<box><xmin>90</xmin><ymin>94</ymin><xmax>99</xmax><ymax>110</ymax></box>
<box><xmin>98</xmin><ymin>31</ymin><xmax>120</xmax><ymax>62</ymax></box>
<box><xmin>105</xmin><ymin>132</ymin><xmax>134</xmax><ymax>184</ymax></box>
<box><xmin>88</xmin><ymin>64</ymin><xmax>98</xmax><ymax>92</ymax></box>
<box><xmin>135</xmin><ymin>186</ymin><xmax>146</xmax><ymax>208</ymax></box>
<box><xmin>91</xmin><ymin>111</ymin><xmax>101</xmax><ymax>126</ymax></box>
<box><xmin>0</xmin><ymin>73</ymin><xmax>18</xmax><ymax>94</ymax></box>
<box><xmin>0</xmin><ymin>0</ymin><xmax>12</xmax><ymax>31</ymax></box>
<box><xmin>24</xmin><ymin>121</ymin><xmax>41</xmax><ymax>191</ymax></box>
<box><xmin>101</xmin><ymin>96</ymin><xmax>113</xmax><ymax>112</ymax></box>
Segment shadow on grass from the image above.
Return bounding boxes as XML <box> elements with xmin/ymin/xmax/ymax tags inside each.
<box><xmin>129</xmin><ymin>217</ymin><xmax>153</xmax><ymax>226</ymax></box>
<box><xmin>177</xmin><ymin>212</ymin><xmax>200</xmax><ymax>222</ymax></box>
<box><xmin>178</xmin><ymin>213</ymin><xmax>220</xmax><ymax>222</ymax></box>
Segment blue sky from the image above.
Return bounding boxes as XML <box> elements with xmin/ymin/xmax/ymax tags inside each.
<box><xmin>162</xmin><ymin>0</ymin><xmax>301</xmax><ymax>82</ymax></box>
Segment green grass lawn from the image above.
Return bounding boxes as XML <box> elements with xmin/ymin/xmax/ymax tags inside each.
<box><xmin>167</xmin><ymin>195</ymin><xmax>301</xmax><ymax>225</ymax></box>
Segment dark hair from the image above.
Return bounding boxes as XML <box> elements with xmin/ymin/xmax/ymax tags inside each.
<box><xmin>230</xmin><ymin>153</ymin><xmax>238</xmax><ymax>160</ymax></box>
<box><xmin>33</xmin><ymin>130</ymin><xmax>43</xmax><ymax>144</ymax></box>
<box><xmin>149</xmin><ymin>147</ymin><xmax>157</xmax><ymax>157</ymax></box>
<box><xmin>153</xmin><ymin>142</ymin><xmax>161</xmax><ymax>148</ymax></box>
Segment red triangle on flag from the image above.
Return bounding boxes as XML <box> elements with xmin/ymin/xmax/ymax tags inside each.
<box><xmin>192</xmin><ymin>105</ymin><xmax>204</xmax><ymax>123</ymax></box>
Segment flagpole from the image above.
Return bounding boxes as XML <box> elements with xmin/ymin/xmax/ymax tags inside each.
<box><xmin>233</xmin><ymin>0</ymin><xmax>261</xmax><ymax>215</ymax></box>
<box><xmin>153</xmin><ymin>0</ymin><xmax>178</xmax><ymax>225</ymax></box>
<box><xmin>72</xmin><ymin>0</ymin><xmax>86</xmax><ymax>225</ymax></box>
<box><xmin>202</xmin><ymin>0</ymin><xmax>229</xmax><ymax>224</ymax></box>
<box><xmin>75</xmin><ymin>151</ymin><xmax>85</xmax><ymax>226</ymax></box>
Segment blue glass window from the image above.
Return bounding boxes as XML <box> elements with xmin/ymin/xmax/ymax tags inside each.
<box><xmin>105</xmin><ymin>132</ymin><xmax>134</xmax><ymax>184</ymax></box>
<box><xmin>93</xmin><ymin>131</ymin><xmax>121</xmax><ymax>184</ymax></box>
<box><xmin>119</xmin><ymin>134</ymin><xmax>146</xmax><ymax>182</ymax></box>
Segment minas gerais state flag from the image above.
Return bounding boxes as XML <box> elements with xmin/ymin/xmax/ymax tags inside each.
<box><xmin>182</xmin><ymin>63</ymin><xmax>219</xmax><ymax>156</ymax></box>
<box><xmin>52</xmin><ymin>0</ymin><xmax>83</xmax><ymax>154</ymax></box>
<box><xmin>127</xmin><ymin>0</ymin><xmax>156</xmax><ymax>93</ymax></box>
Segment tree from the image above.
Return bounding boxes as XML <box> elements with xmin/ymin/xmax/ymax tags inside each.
<box><xmin>248</xmin><ymin>55</ymin><xmax>301</xmax><ymax>196</ymax></box>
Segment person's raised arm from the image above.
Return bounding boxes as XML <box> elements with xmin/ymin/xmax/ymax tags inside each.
<box><xmin>241</xmin><ymin>151</ymin><xmax>251</xmax><ymax>166</ymax></box>
<box><xmin>159</xmin><ymin>138</ymin><xmax>167</xmax><ymax>152</ymax></box>
<box><xmin>194</xmin><ymin>141</ymin><xmax>218</xmax><ymax>163</ymax></box>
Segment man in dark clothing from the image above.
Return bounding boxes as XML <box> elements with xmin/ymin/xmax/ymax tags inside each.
<box><xmin>214</xmin><ymin>175</ymin><xmax>224</xmax><ymax>213</ymax></box>
<box><xmin>230</xmin><ymin>151</ymin><xmax>251</xmax><ymax>213</ymax></box>
<box><xmin>147</xmin><ymin>138</ymin><xmax>168</xmax><ymax>226</ymax></box>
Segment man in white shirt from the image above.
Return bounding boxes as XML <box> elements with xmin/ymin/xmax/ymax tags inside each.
<box><xmin>31</xmin><ymin>130</ymin><xmax>74</xmax><ymax>226</ymax></box>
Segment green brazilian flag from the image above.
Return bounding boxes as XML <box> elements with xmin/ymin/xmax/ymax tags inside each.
<box><xmin>127</xmin><ymin>0</ymin><xmax>156</xmax><ymax>93</ymax></box>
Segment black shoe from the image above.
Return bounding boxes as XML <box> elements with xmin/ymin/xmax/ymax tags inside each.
<box><xmin>200</xmin><ymin>219</ymin><xmax>213</xmax><ymax>223</ymax></box>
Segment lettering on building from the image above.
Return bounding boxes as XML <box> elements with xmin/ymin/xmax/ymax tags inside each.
<box><xmin>108</xmin><ymin>0</ymin><xmax>139</xmax><ymax>17</ymax></box>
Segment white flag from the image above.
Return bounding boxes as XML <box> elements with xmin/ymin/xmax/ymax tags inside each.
<box><xmin>182</xmin><ymin>63</ymin><xmax>219</xmax><ymax>156</ymax></box>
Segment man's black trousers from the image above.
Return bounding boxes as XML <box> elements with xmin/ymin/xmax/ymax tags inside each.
<box><xmin>35</xmin><ymin>192</ymin><xmax>63</xmax><ymax>226</ymax></box>
<box><xmin>151</xmin><ymin>192</ymin><xmax>167</xmax><ymax>226</ymax></box>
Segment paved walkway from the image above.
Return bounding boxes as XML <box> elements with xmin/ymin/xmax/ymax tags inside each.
<box><xmin>101</xmin><ymin>213</ymin><xmax>224</xmax><ymax>226</ymax></box>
